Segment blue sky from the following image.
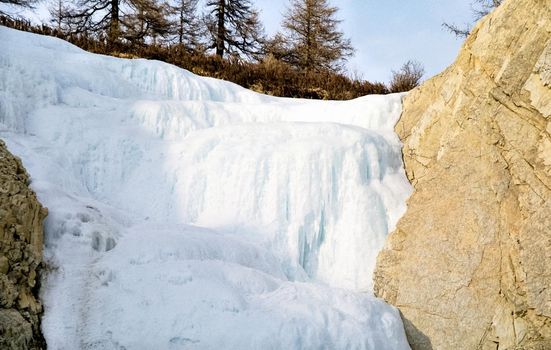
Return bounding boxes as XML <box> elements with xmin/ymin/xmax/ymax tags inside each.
<box><xmin>2</xmin><ymin>0</ymin><xmax>476</xmax><ymax>83</ymax></box>
<box><xmin>255</xmin><ymin>0</ymin><xmax>474</xmax><ymax>82</ymax></box>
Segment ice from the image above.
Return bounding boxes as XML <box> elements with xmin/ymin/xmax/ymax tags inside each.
<box><xmin>0</xmin><ymin>26</ymin><xmax>412</xmax><ymax>349</ymax></box>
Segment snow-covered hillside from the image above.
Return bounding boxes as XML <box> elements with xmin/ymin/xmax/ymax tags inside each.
<box><xmin>1</xmin><ymin>26</ymin><xmax>412</xmax><ymax>349</ymax></box>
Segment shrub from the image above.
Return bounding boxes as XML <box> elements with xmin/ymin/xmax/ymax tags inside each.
<box><xmin>389</xmin><ymin>60</ymin><xmax>424</xmax><ymax>93</ymax></box>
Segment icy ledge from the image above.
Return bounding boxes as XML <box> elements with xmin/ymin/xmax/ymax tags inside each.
<box><xmin>1</xmin><ymin>26</ymin><xmax>412</xmax><ymax>349</ymax></box>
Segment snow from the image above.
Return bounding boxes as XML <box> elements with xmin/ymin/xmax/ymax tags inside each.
<box><xmin>0</xmin><ymin>26</ymin><xmax>412</xmax><ymax>349</ymax></box>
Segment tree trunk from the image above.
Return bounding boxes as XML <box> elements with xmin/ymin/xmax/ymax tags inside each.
<box><xmin>305</xmin><ymin>0</ymin><xmax>312</xmax><ymax>70</ymax></box>
<box><xmin>56</xmin><ymin>0</ymin><xmax>61</xmax><ymax>31</ymax></box>
<box><xmin>179</xmin><ymin>6</ymin><xmax>184</xmax><ymax>45</ymax></box>
<box><xmin>215</xmin><ymin>0</ymin><xmax>225</xmax><ymax>57</ymax></box>
<box><xmin>109</xmin><ymin>0</ymin><xmax>119</xmax><ymax>46</ymax></box>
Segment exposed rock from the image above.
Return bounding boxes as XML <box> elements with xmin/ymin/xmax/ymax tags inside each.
<box><xmin>0</xmin><ymin>140</ymin><xmax>47</xmax><ymax>349</ymax></box>
<box><xmin>374</xmin><ymin>0</ymin><xmax>551</xmax><ymax>349</ymax></box>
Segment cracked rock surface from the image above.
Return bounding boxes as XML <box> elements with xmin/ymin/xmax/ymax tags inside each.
<box><xmin>0</xmin><ymin>140</ymin><xmax>47</xmax><ymax>349</ymax></box>
<box><xmin>374</xmin><ymin>0</ymin><xmax>551</xmax><ymax>349</ymax></box>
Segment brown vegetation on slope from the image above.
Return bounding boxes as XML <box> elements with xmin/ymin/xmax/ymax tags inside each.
<box><xmin>1</xmin><ymin>16</ymin><xmax>391</xmax><ymax>100</ymax></box>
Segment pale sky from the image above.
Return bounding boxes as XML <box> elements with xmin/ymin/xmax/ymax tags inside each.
<box><xmin>2</xmin><ymin>0</ymin><xmax>476</xmax><ymax>83</ymax></box>
<box><xmin>254</xmin><ymin>0</ymin><xmax>475</xmax><ymax>82</ymax></box>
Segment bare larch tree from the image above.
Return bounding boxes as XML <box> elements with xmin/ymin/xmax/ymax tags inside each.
<box><xmin>60</xmin><ymin>0</ymin><xmax>170</xmax><ymax>46</ymax></box>
<box><xmin>281</xmin><ymin>0</ymin><xmax>353</xmax><ymax>72</ymax></box>
<box><xmin>49</xmin><ymin>0</ymin><xmax>70</xmax><ymax>31</ymax></box>
<box><xmin>168</xmin><ymin>0</ymin><xmax>204</xmax><ymax>52</ymax></box>
<box><xmin>205</xmin><ymin>0</ymin><xmax>264</xmax><ymax>59</ymax></box>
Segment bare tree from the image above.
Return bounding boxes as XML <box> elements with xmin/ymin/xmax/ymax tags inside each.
<box><xmin>123</xmin><ymin>0</ymin><xmax>171</xmax><ymax>44</ymax></box>
<box><xmin>389</xmin><ymin>60</ymin><xmax>425</xmax><ymax>93</ymax></box>
<box><xmin>49</xmin><ymin>0</ymin><xmax>70</xmax><ymax>31</ymax></box>
<box><xmin>204</xmin><ymin>0</ymin><xmax>265</xmax><ymax>59</ymax></box>
<box><xmin>281</xmin><ymin>0</ymin><xmax>354</xmax><ymax>72</ymax></box>
<box><xmin>264</xmin><ymin>32</ymin><xmax>292</xmax><ymax>61</ymax></box>
<box><xmin>443</xmin><ymin>0</ymin><xmax>503</xmax><ymax>38</ymax></box>
<box><xmin>471</xmin><ymin>0</ymin><xmax>502</xmax><ymax>18</ymax></box>
<box><xmin>0</xmin><ymin>0</ymin><xmax>37</xmax><ymax>17</ymax></box>
<box><xmin>0</xmin><ymin>0</ymin><xmax>35</xmax><ymax>5</ymax></box>
<box><xmin>60</xmin><ymin>0</ymin><xmax>171</xmax><ymax>46</ymax></box>
<box><xmin>168</xmin><ymin>0</ymin><xmax>204</xmax><ymax>52</ymax></box>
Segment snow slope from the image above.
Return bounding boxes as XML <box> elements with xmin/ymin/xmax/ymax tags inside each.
<box><xmin>0</xmin><ymin>26</ymin><xmax>412</xmax><ymax>349</ymax></box>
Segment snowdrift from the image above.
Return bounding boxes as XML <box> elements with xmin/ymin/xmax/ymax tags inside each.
<box><xmin>0</xmin><ymin>26</ymin><xmax>412</xmax><ymax>349</ymax></box>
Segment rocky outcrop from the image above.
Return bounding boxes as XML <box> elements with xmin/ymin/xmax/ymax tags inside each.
<box><xmin>0</xmin><ymin>140</ymin><xmax>47</xmax><ymax>349</ymax></box>
<box><xmin>374</xmin><ymin>0</ymin><xmax>551</xmax><ymax>349</ymax></box>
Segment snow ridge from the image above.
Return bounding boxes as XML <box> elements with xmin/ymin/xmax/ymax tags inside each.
<box><xmin>1</xmin><ymin>26</ymin><xmax>411</xmax><ymax>349</ymax></box>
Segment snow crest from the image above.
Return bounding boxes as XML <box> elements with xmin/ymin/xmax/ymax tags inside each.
<box><xmin>1</xmin><ymin>26</ymin><xmax>412</xmax><ymax>349</ymax></box>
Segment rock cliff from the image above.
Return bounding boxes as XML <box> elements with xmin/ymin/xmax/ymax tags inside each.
<box><xmin>0</xmin><ymin>140</ymin><xmax>47</xmax><ymax>349</ymax></box>
<box><xmin>374</xmin><ymin>0</ymin><xmax>551</xmax><ymax>349</ymax></box>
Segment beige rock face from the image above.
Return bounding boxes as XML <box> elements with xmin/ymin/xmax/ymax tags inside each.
<box><xmin>374</xmin><ymin>0</ymin><xmax>551</xmax><ymax>349</ymax></box>
<box><xmin>0</xmin><ymin>140</ymin><xmax>47</xmax><ymax>349</ymax></box>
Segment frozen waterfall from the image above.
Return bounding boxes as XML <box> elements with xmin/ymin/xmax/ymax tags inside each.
<box><xmin>0</xmin><ymin>26</ymin><xmax>411</xmax><ymax>349</ymax></box>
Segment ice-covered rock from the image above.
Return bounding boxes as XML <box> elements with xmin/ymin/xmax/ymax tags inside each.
<box><xmin>1</xmin><ymin>26</ymin><xmax>411</xmax><ymax>349</ymax></box>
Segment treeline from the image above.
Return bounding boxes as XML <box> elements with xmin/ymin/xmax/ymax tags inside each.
<box><xmin>1</xmin><ymin>0</ymin><xmax>424</xmax><ymax>99</ymax></box>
